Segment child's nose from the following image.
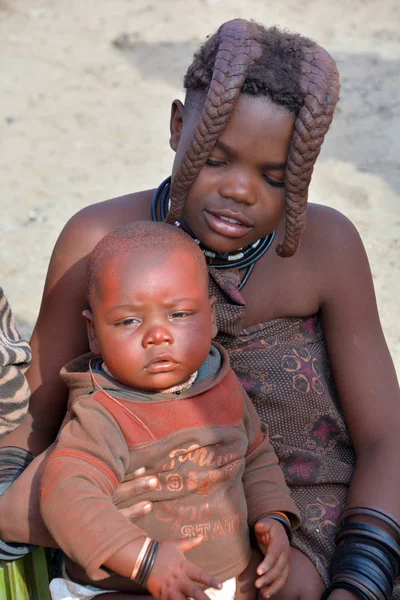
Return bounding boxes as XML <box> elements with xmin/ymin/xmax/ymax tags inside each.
<box><xmin>218</xmin><ymin>168</ymin><xmax>256</xmax><ymax>205</ymax></box>
<box><xmin>142</xmin><ymin>325</ymin><xmax>173</xmax><ymax>347</ymax></box>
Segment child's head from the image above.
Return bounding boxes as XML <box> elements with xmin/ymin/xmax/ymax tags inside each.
<box><xmin>84</xmin><ymin>222</ymin><xmax>217</xmax><ymax>391</ymax></box>
<box><xmin>167</xmin><ymin>19</ymin><xmax>340</xmax><ymax>257</ymax></box>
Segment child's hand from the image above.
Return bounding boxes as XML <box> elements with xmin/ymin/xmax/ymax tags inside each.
<box><xmin>253</xmin><ymin>517</ymin><xmax>291</xmax><ymax>598</ymax></box>
<box><xmin>147</xmin><ymin>535</ymin><xmax>222</xmax><ymax>600</ymax></box>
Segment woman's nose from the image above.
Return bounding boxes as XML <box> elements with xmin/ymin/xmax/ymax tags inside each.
<box><xmin>142</xmin><ymin>325</ymin><xmax>173</xmax><ymax>347</ymax></box>
<box><xmin>218</xmin><ymin>168</ymin><xmax>256</xmax><ymax>205</ymax></box>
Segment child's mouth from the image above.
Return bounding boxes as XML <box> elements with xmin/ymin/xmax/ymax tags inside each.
<box><xmin>144</xmin><ymin>356</ymin><xmax>178</xmax><ymax>373</ymax></box>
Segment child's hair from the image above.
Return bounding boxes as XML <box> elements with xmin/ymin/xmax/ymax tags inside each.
<box><xmin>167</xmin><ymin>19</ymin><xmax>340</xmax><ymax>258</ymax></box>
<box><xmin>86</xmin><ymin>221</ymin><xmax>209</xmax><ymax>308</ymax></box>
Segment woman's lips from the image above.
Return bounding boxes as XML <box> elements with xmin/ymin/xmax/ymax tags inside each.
<box><xmin>204</xmin><ymin>210</ymin><xmax>252</xmax><ymax>238</ymax></box>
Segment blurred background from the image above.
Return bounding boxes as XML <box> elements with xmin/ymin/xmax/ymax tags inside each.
<box><xmin>0</xmin><ymin>0</ymin><xmax>399</xmax><ymax>372</ymax></box>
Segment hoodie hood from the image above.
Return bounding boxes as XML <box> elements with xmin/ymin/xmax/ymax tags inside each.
<box><xmin>60</xmin><ymin>342</ymin><xmax>230</xmax><ymax>408</ymax></box>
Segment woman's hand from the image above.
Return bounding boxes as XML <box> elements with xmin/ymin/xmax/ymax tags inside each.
<box><xmin>253</xmin><ymin>518</ymin><xmax>291</xmax><ymax>598</ymax></box>
<box><xmin>114</xmin><ymin>467</ymin><xmax>159</xmax><ymax>521</ymax></box>
<box><xmin>0</xmin><ymin>454</ymin><xmax>159</xmax><ymax>547</ymax></box>
<box><xmin>147</xmin><ymin>536</ymin><xmax>222</xmax><ymax>600</ymax></box>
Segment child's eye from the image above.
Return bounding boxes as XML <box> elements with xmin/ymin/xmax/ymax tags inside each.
<box><xmin>205</xmin><ymin>159</ymin><xmax>225</xmax><ymax>167</ymax></box>
<box><xmin>169</xmin><ymin>312</ymin><xmax>191</xmax><ymax>320</ymax></box>
<box><xmin>263</xmin><ymin>175</ymin><xmax>285</xmax><ymax>188</ymax></box>
<box><xmin>115</xmin><ymin>318</ymin><xmax>140</xmax><ymax>327</ymax></box>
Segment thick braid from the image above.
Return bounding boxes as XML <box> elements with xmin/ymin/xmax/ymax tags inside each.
<box><xmin>277</xmin><ymin>45</ymin><xmax>340</xmax><ymax>257</ymax></box>
<box><xmin>170</xmin><ymin>19</ymin><xmax>340</xmax><ymax>258</ymax></box>
<box><xmin>166</xmin><ymin>20</ymin><xmax>262</xmax><ymax>224</ymax></box>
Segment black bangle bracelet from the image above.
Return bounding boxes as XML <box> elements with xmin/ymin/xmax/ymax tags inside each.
<box><xmin>135</xmin><ymin>540</ymin><xmax>155</xmax><ymax>587</ymax></box>
<box><xmin>334</xmin><ymin>541</ymin><xmax>394</xmax><ymax>587</ymax></box>
<box><xmin>135</xmin><ymin>540</ymin><xmax>160</xmax><ymax>588</ymax></box>
<box><xmin>141</xmin><ymin>541</ymin><xmax>160</xmax><ymax>588</ymax></box>
<box><xmin>337</xmin><ymin>523</ymin><xmax>400</xmax><ymax>566</ymax></box>
<box><xmin>250</xmin><ymin>514</ymin><xmax>292</xmax><ymax>544</ymax></box>
<box><xmin>137</xmin><ymin>541</ymin><xmax>156</xmax><ymax>587</ymax></box>
<box><xmin>325</xmin><ymin>519</ymin><xmax>400</xmax><ymax>600</ymax></box>
<box><xmin>338</xmin><ymin>506</ymin><xmax>400</xmax><ymax>540</ymax></box>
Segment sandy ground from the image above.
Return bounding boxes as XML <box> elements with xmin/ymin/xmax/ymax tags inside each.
<box><xmin>0</xmin><ymin>0</ymin><xmax>399</xmax><ymax>374</ymax></box>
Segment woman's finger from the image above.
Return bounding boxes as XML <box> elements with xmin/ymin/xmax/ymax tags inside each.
<box><xmin>118</xmin><ymin>500</ymin><xmax>153</xmax><ymax>521</ymax></box>
<box><xmin>186</xmin><ymin>561</ymin><xmax>222</xmax><ymax>590</ymax></box>
<box><xmin>114</xmin><ymin>475</ymin><xmax>159</xmax><ymax>504</ymax></box>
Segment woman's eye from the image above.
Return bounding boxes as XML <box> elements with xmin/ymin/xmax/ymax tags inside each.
<box><xmin>264</xmin><ymin>175</ymin><xmax>285</xmax><ymax>188</ymax></box>
<box><xmin>205</xmin><ymin>159</ymin><xmax>225</xmax><ymax>167</ymax></box>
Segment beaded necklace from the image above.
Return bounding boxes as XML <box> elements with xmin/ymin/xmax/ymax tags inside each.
<box><xmin>151</xmin><ymin>176</ymin><xmax>275</xmax><ymax>291</ymax></box>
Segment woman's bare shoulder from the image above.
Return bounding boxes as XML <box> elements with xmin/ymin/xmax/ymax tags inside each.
<box><xmin>68</xmin><ymin>188</ymin><xmax>153</xmax><ymax>235</ymax></box>
<box><xmin>301</xmin><ymin>202</ymin><xmax>367</xmax><ymax>275</ymax></box>
<box><xmin>52</xmin><ymin>189</ymin><xmax>154</xmax><ymax>272</ymax></box>
<box><xmin>304</xmin><ymin>202</ymin><xmax>362</xmax><ymax>248</ymax></box>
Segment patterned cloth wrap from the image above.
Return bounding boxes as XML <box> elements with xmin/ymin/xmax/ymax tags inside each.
<box><xmin>209</xmin><ymin>267</ymin><xmax>400</xmax><ymax>598</ymax></box>
<box><xmin>0</xmin><ymin>288</ymin><xmax>35</xmax><ymax>560</ymax></box>
<box><xmin>0</xmin><ymin>287</ymin><xmax>31</xmax><ymax>438</ymax></box>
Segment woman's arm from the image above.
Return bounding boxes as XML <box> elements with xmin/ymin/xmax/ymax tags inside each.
<box><xmin>312</xmin><ymin>208</ymin><xmax>399</xmax><ymax>599</ymax></box>
<box><xmin>0</xmin><ymin>208</ymin><xmax>112</xmax><ymax>455</ymax></box>
<box><xmin>317</xmin><ymin>207</ymin><xmax>400</xmax><ymax>516</ymax></box>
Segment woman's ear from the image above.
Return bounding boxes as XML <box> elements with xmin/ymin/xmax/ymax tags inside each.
<box><xmin>209</xmin><ymin>296</ymin><xmax>218</xmax><ymax>339</ymax></box>
<box><xmin>82</xmin><ymin>309</ymin><xmax>101</xmax><ymax>355</ymax></box>
<box><xmin>169</xmin><ymin>99</ymin><xmax>185</xmax><ymax>151</ymax></box>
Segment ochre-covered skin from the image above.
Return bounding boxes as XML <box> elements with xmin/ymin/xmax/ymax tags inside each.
<box><xmin>167</xmin><ymin>19</ymin><xmax>340</xmax><ymax>257</ymax></box>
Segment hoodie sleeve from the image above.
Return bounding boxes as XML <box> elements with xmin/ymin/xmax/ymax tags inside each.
<box><xmin>40</xmin><ymin>394</ymin><xmax>147</xmax><ymax>581</ymax></box>
<box><xmin>240</xmin><ymin>385</ymin><xmax>301</xmax><ymax>530</ymax></box>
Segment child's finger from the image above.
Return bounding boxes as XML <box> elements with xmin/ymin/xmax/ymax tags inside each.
<box><xmin>180</xmin><ymin>582</ymin><xmax>212</xmax><ymax>600</ymax></box>
<box><xmin>256</xmin><ymin>548</ymin><xmax>280</xmax><ymax>575</ymax></box>
<box><xmin>256</xmin><ymin>552</ymin><xmax>288</xmax><ymax>588</ymax></box>
<box><xmin>180</xmin><ymin>577</ymin><xmax>221</xmax><ymax>600</ymax></box>
<box><xmin>259</xmin><ymin>563</ymin><xmax>290</xmax><ymax>598</ymax></box>
<box><xmin>186</xmin><ymin>562</ymin><xmax>222</xmax><ymax>590</ymax></box>
<box><xmin>178</xmin><ymin>535</ymin><xmax>205</xmax><ymax>553</ymax></box>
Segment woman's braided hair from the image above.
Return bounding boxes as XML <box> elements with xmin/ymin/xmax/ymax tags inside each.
<box><xmin>166</xmin><ymin>19</ymin><xmax>340</xmax><ymax>257</ymax></box>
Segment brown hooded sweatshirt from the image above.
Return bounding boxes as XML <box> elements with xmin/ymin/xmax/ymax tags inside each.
<box><xmin>40</xmin><ymin>343</ymin><xmax>300</xmax><ymax>584</ymax></box>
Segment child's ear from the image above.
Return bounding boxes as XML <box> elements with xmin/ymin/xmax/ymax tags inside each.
<box><xmin>82</xmin><ymin>309</ymin><xmax>101</xmax><ymax>355</ymax></box>
<box><xmin>169</xmin><ymin>99</ymin><xmax>185</xmax><ymax>151</ymax></box>
<box><xmin>209</xmin><ymin>296</ymin><xmax>218</xmax><ymax>339</ymax></box>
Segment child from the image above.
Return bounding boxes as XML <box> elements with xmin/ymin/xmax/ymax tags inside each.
<box><xmin>1</xmin><ymin>17</ymin><xmax>399</xmax><ymax>600</ymax></box>
<box><xmin>41</xmin><ymin>221</ymin><xmax>300</xmax><ymax>600</ymax></box>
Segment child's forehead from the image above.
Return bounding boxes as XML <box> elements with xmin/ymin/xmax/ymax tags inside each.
<box><xmin>97</xmin><ymin>246</ymin><xmax>204</xmax><ymax>285</ymax></box>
